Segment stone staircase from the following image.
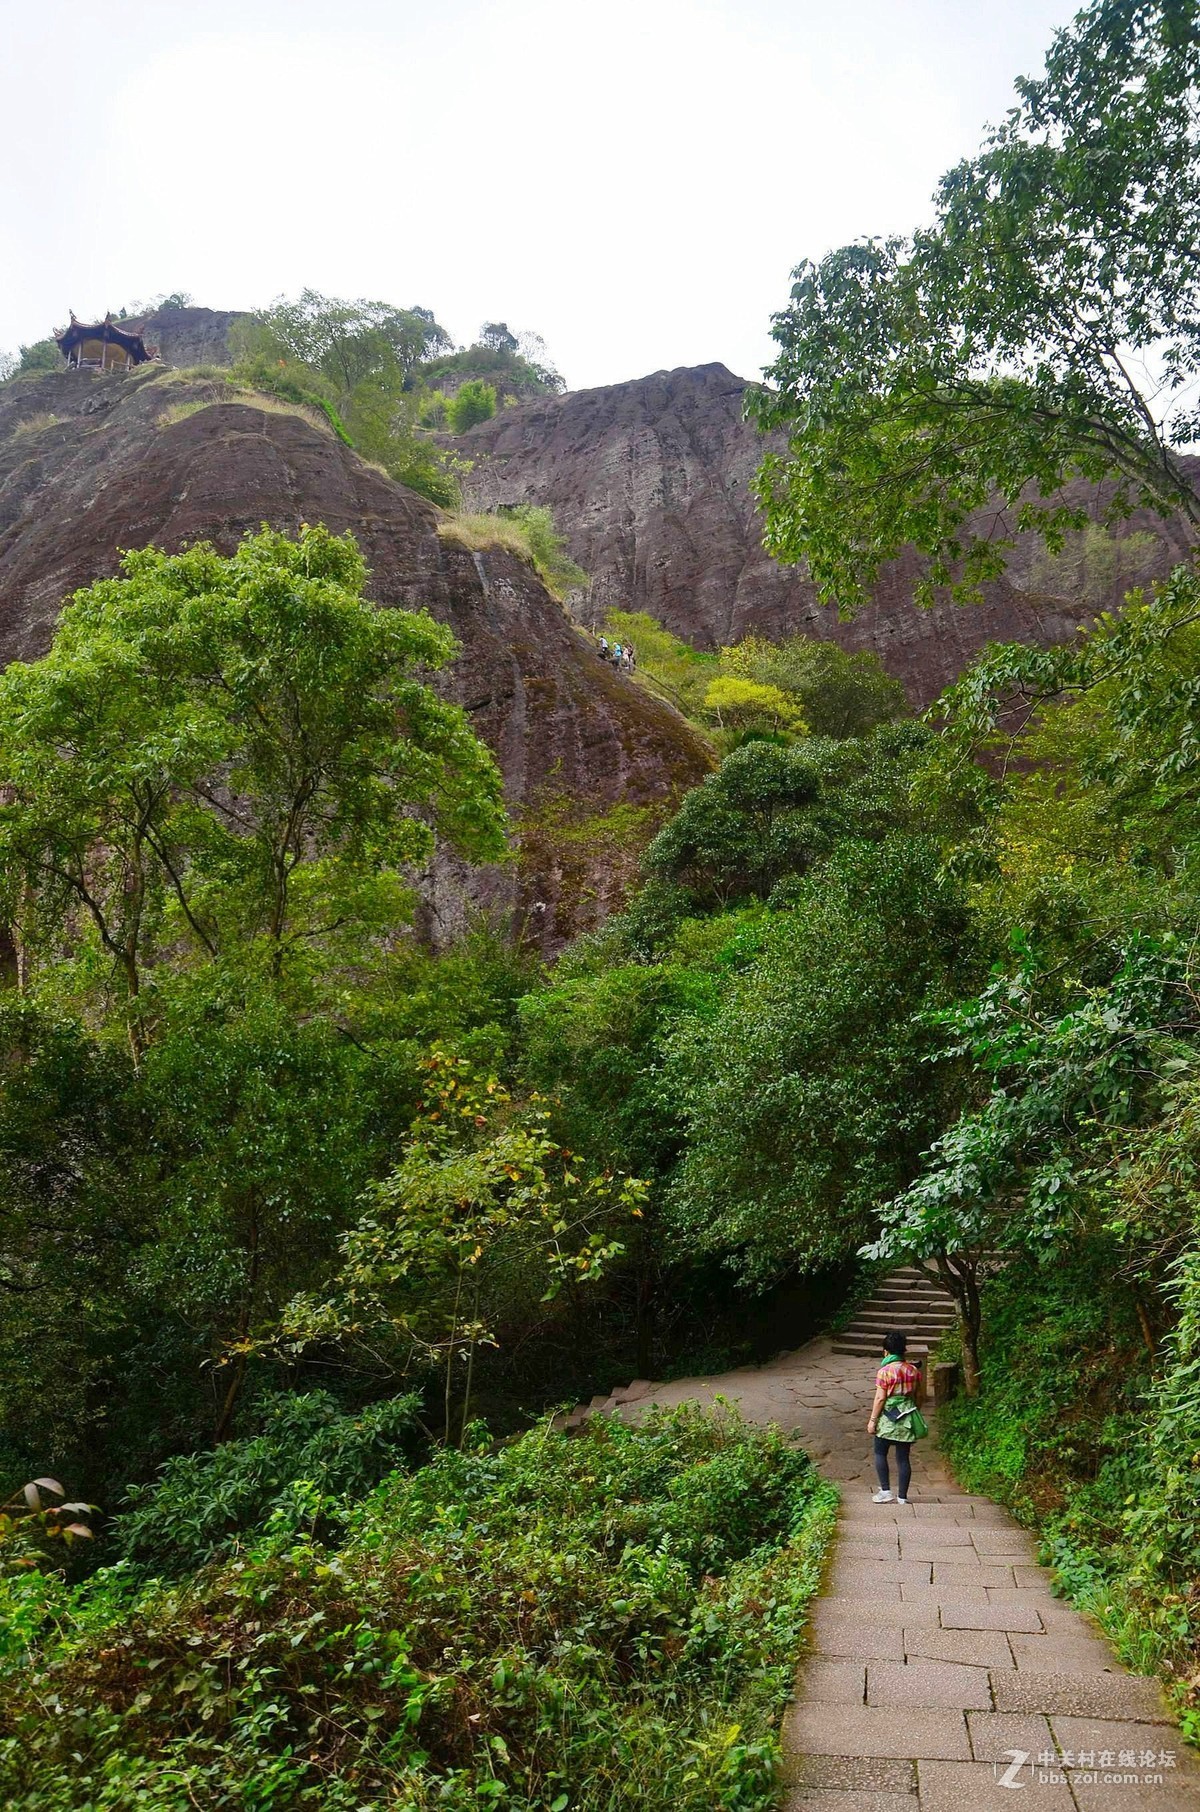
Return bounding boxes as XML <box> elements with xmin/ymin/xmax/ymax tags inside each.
<box><xmin>550</xmin><ymin>1266</ymin><xmax>962</xmax><ymax>1433</ymax></box>
<box><xmin>831</xmin><ymin>1263</ymin><xmax>959</xmax><ymax>1362</ymax></box>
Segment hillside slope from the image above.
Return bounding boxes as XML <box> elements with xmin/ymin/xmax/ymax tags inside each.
<box><xmin>454</xmin><ymin>363</ymin><xmax>1196</xmax><ymax>704</ymax></box>
<box><xmin>0</xmin><ymin>368</ymin><xmax>710</xmax><ymax>945</ymax></box>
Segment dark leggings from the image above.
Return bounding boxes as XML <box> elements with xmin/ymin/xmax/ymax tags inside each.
<box><xmin>874</xmin><ymin>1436</ymin><xmax>912</xmax><ymax>1496</ymax></box>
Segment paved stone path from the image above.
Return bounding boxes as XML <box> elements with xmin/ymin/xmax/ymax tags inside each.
<box><xmin>618</xmin><ymin>1334</ymin><xmax>1200</xmax><ymax>1810</ymax></box>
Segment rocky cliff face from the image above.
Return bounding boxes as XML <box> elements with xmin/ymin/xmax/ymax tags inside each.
<box><xmin>0</xmin><ymin>369</ymin><xmax>709</xmax><ymax>947</ymax></box>
<box><xmin>123</xmin><ymin>305</ymin><xmax>242</xmax><ymax>368</ymax></box>
<box><xmin>455</xmin><ymin>363</ymin><xmax>1195</xmax><ymax>705</ymax></box>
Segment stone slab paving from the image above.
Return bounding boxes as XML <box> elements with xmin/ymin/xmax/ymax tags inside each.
<box><xmin>615</xmin><ymin>1332</ymin><xmax>1200</xmax><ymax>1808</ymax></box>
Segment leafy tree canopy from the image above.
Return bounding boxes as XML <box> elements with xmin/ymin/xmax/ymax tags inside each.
<box><xmin>721</xmin><ymin>635</ymin><xmax>908</xmax><ymax>739</ymax></box>
<box><xmin>643</xmin><ymin>725</ymin><xmax>955</xmax><ymax>913</ymax></box>
<box><xmin>479</xmin><ymin>321</ymin><xmax>519</xmax><ymax>355</ymax></box>
<box><xmin>233</xmin><ymin>290</ymin><xmax>452</xmax><ymax>395</ymax></box>
<box><xmin>702</xmin><ymin>674</ymin><xmax>806</xmax><ymax>737</ymax></box>
<box><xmin>446</xmin><ymin>378</ymin><xmax>497</xmax><ymax>432</ymax></box>
<box><xmin>663</xmin><ymin>835</ymin><xmax>976</xmax><ymax>1285</ymax></box>
<box><xmin>0</xmin><ymin>524</ymin><xmax>507</xmax><ymax>1031</ymax></box>
<box><xmin>750</xmin><ymin>0</ymin><xmax>1200</xmax><ymax>610</ymax></box>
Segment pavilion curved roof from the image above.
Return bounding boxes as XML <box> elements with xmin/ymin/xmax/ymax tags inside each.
<box><xmin>54</xmin><ymin>313</ymin><xmax>155</xmax><ymax>363</ymax></box>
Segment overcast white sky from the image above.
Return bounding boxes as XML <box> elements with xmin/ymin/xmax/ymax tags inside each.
<box><xmin>4</xmin><ymin>0</ymin><xmax>1077</xmax><ymax>391</ymax></box>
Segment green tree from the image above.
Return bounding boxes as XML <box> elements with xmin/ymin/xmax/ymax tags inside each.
<box><xmin>0</xmin><ymin>525</ymin><xmax>507</xmax><ymax>1038</ymax></box>
<box><xmin>0</xmin><ymin>340</ymin><xmax>59</xmax><ymax>382</ymax></box>
<box><xmin>643</xmin><ymin>742</ymin><xmax>824</xmax><ymax>909</ymax></box>
<box><xmin>643</xmin><ymin>726</ymin><xmax>949</xmax><ymax>913</ymax></box>
<box><xmin>702</xmin><ymin>674</ymin><xmax>806</xmax><ymax>738</ymax></box>
<box><xmin>278</xmin><ymin>1052</ymin><xmax>645</xmax><ymax>1441</ymax></box>
<box><xmin>233</xmin><ymin>291</ymin><xmax>452</xmax><ymax>394</ymax></box>
<box><xmin>479</xmin><ymin>321</ymin><xmax>518</xmax><ymax>355</ymax></box>
<box><xmin>230</xmin><ymin>292</ymin><xmax>461</xmax><ymax>504</ymax></box>
<box><xmin>664</xmin><ymin>836</ymin><xmax>976</xmax><ymax>1286</ymax></box>
<box><xmin>137</xmin><ymin>984</ymin><xmax>398</xmax><ymax>1441</ymax></box>
<box><xmin>750</xmin><ymin>0</ymin><xmax>1200</xmax><ymax>610</ymax></box>
<box><xmin>0</xmin><ymin>1001</ymin><xmax>145</xmax><ymax>1485</ymax></box>
<box><xmin>865</xmin><ymin>937</ymin><xmax>1195</xmax><ymax>1393</ymax></box>
<box><xmin>446</xmin><ymin>378</ymin><xmax>497</xmax><ymax>431</ymax></box>
<box><xmin>723</xmin><ymin>635</ymin><xmax>907</xmax><ymax>739</ymax></box>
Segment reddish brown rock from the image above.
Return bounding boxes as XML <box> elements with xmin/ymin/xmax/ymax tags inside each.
<box><xmin>455</xmin><ymin>363</ymin><xmax>1197</xmax><ymax>706</ymax></box>
<box><xmin>0</xmin><ymin>369</ymin><xmax>710</xmax><ymax>947</ymax></box>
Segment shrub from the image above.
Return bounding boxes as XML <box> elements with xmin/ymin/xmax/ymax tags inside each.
<box><xmin>940</xmin><ymin>1253</ymin><xmax>1200</xmax><ymax>1736</ymax></box>
<box><xmin>446</xmin><ymin>378</ymin><xmax>497</xmax><ymax>432</ymax></box>
<box><xmin>0</xmin><ymin>1404</ymin><xmax>836</xmax><ymax>1810</ymax></box>
<box><xmin>112</xmin><ymin>1392</ymin><xmax>423</xmax><ymax>1575</ymax></box>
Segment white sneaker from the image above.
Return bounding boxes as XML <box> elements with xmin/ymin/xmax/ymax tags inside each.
<box><xmin>872</xmin><ymin>1488</ymin><xmax>893</xmax><ymax>1503</ymax></box>
<box><xmin>896</xmin><ymin>1497</ymin><xmax>908</xmax><ymax>1505</ymax></box>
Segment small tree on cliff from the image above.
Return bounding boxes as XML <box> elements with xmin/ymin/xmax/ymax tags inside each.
<box><xmin>446</xmin><ymin>380</ymin><xmax>497</xmax><ymax>432</ymax></box>
<box><xmin>0</xmin><ymin>524</ymin><xmax>507</xmax><ymax>1044</ymax></box>
<box><xmin>750</xmin><ymin>0</ymin><xmax>1200</xmax><ymax>611</ymax></box>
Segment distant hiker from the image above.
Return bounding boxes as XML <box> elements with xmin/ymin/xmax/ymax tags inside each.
<box><xmin>626</xmin><ymin>643</ymin><xmax>636</xmax><ymax>669</ymax></box>
<box><xmin>613</xmin><ymin>642</ymin><xmax>623</xmax><ymax>665</ymax></box>
<box><xmin>599</xmin><ymin>637</ymin><xmax>610</xmax><ymax>659</ymax></box>
<box><xmin>867</xmin><ymin>1331</ymin><xmax>927</xmax><ymax>1504</ymax></box>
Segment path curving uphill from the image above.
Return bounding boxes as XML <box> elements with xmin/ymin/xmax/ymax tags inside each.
<box><xmin>605</xmin><ymin>1306</ymin><xmax>1200</xmax><ymax>1808</ymax></box>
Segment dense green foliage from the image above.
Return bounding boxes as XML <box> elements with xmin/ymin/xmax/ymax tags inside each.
<box><xmin>227</xmin><ymin>293</ymin><xmax>562</xmax><ymax>506</ymax></box>
<box><xmin>112</xmin><ymin>1391</ymin><xmax>424</xmax><ymax>1575</ymax></box>
<box><xmin>446</xmin><ymin>377</ymin><xmax>497</xmax><ymax>431</ymax></box>
<box><xmin>230</xmin><ymin>293</ymin><xmax>461</xmax><ymax>504</ymax></box>
<box><xmin>7</xmin><ymin>0</ymin><xmax>1200</xmax><ymax>1775</ymax></box>
<box><xmin>0</xmin><ymin>1406</ymin><xmax>836</xmax><ymax>1810</ymax></box>
<box><xmin>604</xmin><ymin>611</ymin><xmax>908</xmax><ymax>749</ymax></box>
<box><xmin>424</xmin><ymin>323</ymin><xmax>565</xmax><ymax>402</ymax></box>
<box><xmin>939</xmin><ymin>1253</ymin><xmax>1200</xmax><ymax>1740</ymax></box>
<box><xmin>751</xmin><ymin>1</ymin><xmax>1200</xmax><ymax>607</ymax></box>
<box><xmin>0</xmin><ymin>525</ymin><xmax>516</xmax><ymax>1496</ymax></box>
<box><xmin>0</xmin><ymin>337</ymin><xmax>59</xmax><ymax>381</ymax></box>
<box><xmin>0</xmin><ymin>523</ymin><xmax>505</xmax><ymax>1029</ymax></box>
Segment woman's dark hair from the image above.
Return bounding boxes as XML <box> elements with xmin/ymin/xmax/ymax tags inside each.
<box><xmin>883</xmin><ymin>1331</ymin><xmax>908</xmax><ymax>1357</ymax></box>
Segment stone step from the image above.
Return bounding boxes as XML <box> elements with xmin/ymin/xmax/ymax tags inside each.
<box><xmin>865</xmin><ymin>1305</ymin><xmax>950</xmax><ymax>1318</ymax></box>
<box><xmin>853</xmin><ymin>1304</ymin><xmax>957</xmax><ymax>1319</ymax></box>
<box><xmin>846</xmin><ymin>1317</ymin><xmax>956</xmax><ymax>1334</ymax></box>
<box><xmin>833</xmin><ymin>1339</ymin><xmax>933</xmax><ymax>1357</ymax></box>
<box><xmin>861</xmin><ymin>1290</ymin><xmax>955</xmax><ymax>1302</ymax></box>
<box><xmin>870</xmin><ymin>1287</ymin><xmax>952</xmax><ymax>1304</ymax></box>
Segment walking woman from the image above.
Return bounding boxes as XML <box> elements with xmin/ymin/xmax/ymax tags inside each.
<box><xmin>867</xmin><ymin>1331</ymin><xmax>928</xmax><ymax>1504</ymax></box>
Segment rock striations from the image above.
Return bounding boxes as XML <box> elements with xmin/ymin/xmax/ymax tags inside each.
<box><xmin>0</xmin><ymin>368</ymin><xmax>710</xmax><ymax>947</ymax></box>
<box><xmin>454</xmin><ymin>362</ymin><xmax>1196</xmax><ymax>706</ymax></box>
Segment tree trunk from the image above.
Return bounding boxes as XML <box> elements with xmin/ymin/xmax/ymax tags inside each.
<box><xmin>459</xmin><ymin>1278</ymin><xmax>482</xmax><ymax>1445</ymax></box>
<box><xmin>213</xmin><ymin>1352</ymin><xmax>247</xmax><ymax>1445</ymax></box>
<box><xmin>635</xmin><ymin>1273</ymin><xmax>655</xmax><ymax>1378</ymax></box>
<box><xmin>444</xmin><ymin>1264</ymin><xmax>465</xmax><ymax>1446</ymax></box>
<box><xmin>634</xmin><ymin>1217</ymin><xmax>656</xmax><ymax>1378</ymax></box>
<box><xmin>213</xmin><ymin>1194</ymin><xmax>261</xmax><ymax>1442</ymax></box>
<box><xmin>935</xmin><ymin>1254</ymin><xmax>982</xmax><ymax>1398</ymax></box>
<box><xmin>959</xmin><ymin>1310</ymin><xmax>981</xmax><ymax>1398</ymax></box>
<box><xmin>1132</xmin><ymin>1286</ymin><xmax>1159</xmax><ymax>1366</ymax></box>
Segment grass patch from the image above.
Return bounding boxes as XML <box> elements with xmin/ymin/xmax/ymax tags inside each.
<box><xmin>155</xmin><ymin>391</ymin><xmax>339</xmax><ymax>439</ymax></box>
<box><xmin>440</xmin><ymin>509</ymin><xmax>542</xmax><ymax>560</ymax></box>
<box><xmin>0</xmin><ymin>1402</ymin><xmax>836</xmax><ymax>1809</ymax></box>
<box><xmin>8</xmin><ymin>412</ymin><xmax>59</xmax><ymax>439</ymax></box>
<box><xmin>156</xmin><ymin>399</ymin><xmax>208</xmax><ymax>427</ymax></box>
<box><xmin>439</xmin><ymin>506</ymin><xmax>586</xmax><ymax>600</ymax></box>
<box><xmin>168</xmin><ymin>364</ymin><xmax>234</xmax><ymax>382</ymax></box>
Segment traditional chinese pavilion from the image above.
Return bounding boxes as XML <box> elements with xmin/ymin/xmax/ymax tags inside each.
<box><xmin>55</xmin><ymin>313</ymin><xmax>156</xmax><ymax>372</ymax></box>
